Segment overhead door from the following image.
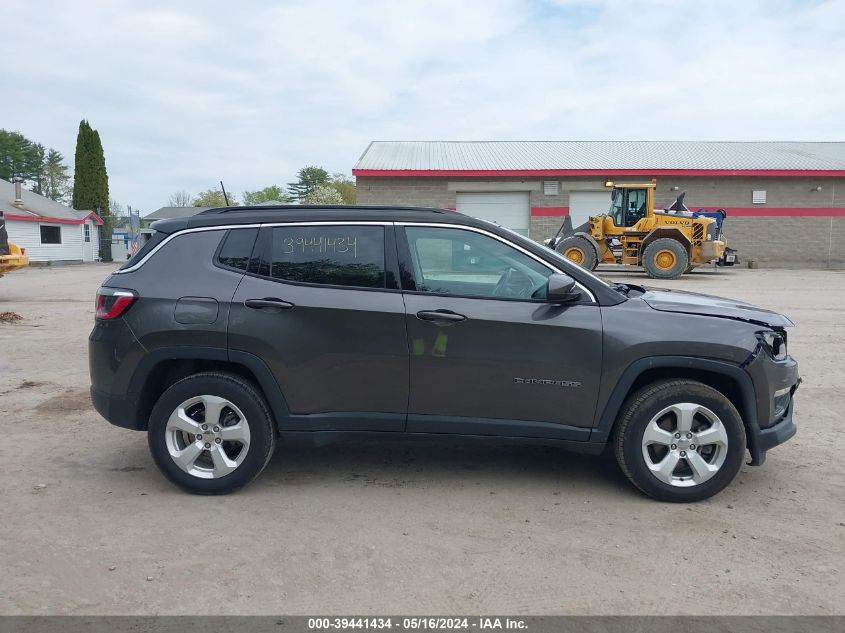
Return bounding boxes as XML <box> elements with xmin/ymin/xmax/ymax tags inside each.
<box><xmin>456</xmin><ymin>192</ymin><xmax>530</xmax><ymax>236</ymax></box>
<box><xmin>568</xmin><ymin>191</ymin><xmax>611</xmax><ymax>230</ymax></box>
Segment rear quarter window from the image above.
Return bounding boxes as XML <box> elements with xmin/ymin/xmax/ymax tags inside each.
<box><xmin>119</xmin><ymin>231</ymin><xmax>166</xmax><ymax>270</ymax></box>
<box><xmin>216</xmin><ymin>228</ymin><xmax>259</xmax><ymax>271</ymax></box>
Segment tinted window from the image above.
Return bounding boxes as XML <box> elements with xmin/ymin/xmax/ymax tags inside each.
<box><xmin>268</xmin><ymin>225</ymin><xmax>385</xmax><ymax>288</ymax></box>
<box><xmin>40</xmin><ymin>225</ymin><xmax>62</xmax><ymax>244</ymax></box>
<box><xmin>119</xmin><ymin>230</ymin><xmax>166</xmax><ymax>270</ymax></box>
<box><xmin>404</xmin><ymin>226</ymin><xmax>552</xmax><ymax>299</ymax></box>
<box><xmin>217</xmin><ymin>228</ymin><xmax>258</xmax><ymax>271</ymax></box>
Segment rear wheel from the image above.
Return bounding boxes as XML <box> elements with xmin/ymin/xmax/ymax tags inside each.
<box><xmin>148</xmin><ymin>372</ymin><xmax>276</xmax><ymax>494</ymax></box>
<box><xmin>643</xmin><ymin>238</ymin><xmax>688</xmax><ymax>279</ymax></box>
<box><xmin>556</xmin><ymin>235</ymin><xmax>598</xmax><ymax>270</ymax></box>
<box><xmin>613</xmin><ymin>379</ymin><xmax>746</xmax><ymax>502</ymax></box>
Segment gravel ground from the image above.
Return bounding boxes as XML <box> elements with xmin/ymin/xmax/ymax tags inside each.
<box><xmin>0</xmin><ymin>263</ymin><xmax>843</xmax><ymax>615</ymax></box>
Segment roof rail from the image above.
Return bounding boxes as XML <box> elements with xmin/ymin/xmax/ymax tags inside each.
<box><xmin>197</xmin><ymin>204</ymin><xmax>450</xmax><ymax>215</ymax></box>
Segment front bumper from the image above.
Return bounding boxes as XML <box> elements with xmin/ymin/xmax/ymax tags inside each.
<box><xmin>745</xmin><ymin>350</ymin><xmax>800</xmax><ymax>466</ymax></box>
<box><xmin>748</xmin><ymin>394</ymin><xmax>797</xmax><ymax>465</ymax></box>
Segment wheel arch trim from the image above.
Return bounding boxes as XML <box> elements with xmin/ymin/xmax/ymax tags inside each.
<box><xmin>591</xmin><ymin>356</ymin><xmax>761</xmax><ymax>458</ymax></box>
<box><xmin>127</xmin><ymin>346</ymin><xmax>291</xmax><ymax>431</ymax></box>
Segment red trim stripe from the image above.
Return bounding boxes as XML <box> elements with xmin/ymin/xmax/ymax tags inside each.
<box><xmin>5</xmin><ymin>211</ymin><xmax>104</xmax><ymax>225</ymax></box>
<box><xmin>526</xmin><ymin>206</ymin><xmax>843</xmax><ymax>218</ymax></box>
<box><xmin>531</xmin><ymin>206</ymin><xmax>569</xmax><ymax>217</ymax></box>
<box><xmin>695</xmin><ymin>207</ymin><xmax>845</xmax><ymax>217</ymax></box>
<box><xmin>353</xmin><ymin>168</ymin><xmax>845</xmax><ymax>178</ymax></box>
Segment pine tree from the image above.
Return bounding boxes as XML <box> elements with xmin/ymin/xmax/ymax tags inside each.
<box><xmin>72</xmin><ymin>121</ymin><xmax>93</xmax><ymax>210</ymax></box>
<box><xmin>72</xmin><ymin>120</ymin><xmax>112</xmax><ymax>261</ymax></box>
<box><xmin>287</xmin><ymin>166</ymin><xmax>330</xmax><ymax>201</ymax></box>
<box><xmin>43</xmin><ymin>149</ymin><xmax>71</xmax><ymax>202</ymax></box>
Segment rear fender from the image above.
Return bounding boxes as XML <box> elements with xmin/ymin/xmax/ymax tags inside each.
<box><xmin>641</xmin><ymin>227</ymin><xmax>691</xmax><ymax>252</ymax></box>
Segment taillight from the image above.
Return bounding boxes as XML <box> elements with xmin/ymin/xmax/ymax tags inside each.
<box><xmin>95</xmin><ymin>287</ymin><xmax>137</xmax><ymax>320</ymax></box>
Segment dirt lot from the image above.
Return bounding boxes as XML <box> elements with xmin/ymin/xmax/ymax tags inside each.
<box><xmin>1</xmin><ymin>263</ymin><xmax>843</xmax><ymax>615</ymax></box>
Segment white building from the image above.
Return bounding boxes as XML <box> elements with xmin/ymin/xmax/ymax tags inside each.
<box><xmin>1</xmin><ymin>178</ymin><xmax>102</xmax><ymax>263</ymax></box>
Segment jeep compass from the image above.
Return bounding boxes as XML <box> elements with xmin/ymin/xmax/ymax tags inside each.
<box><xmin>89</xmin><ymin>205</ymin><xmax>799</xmax><ymax>501</ymax></box>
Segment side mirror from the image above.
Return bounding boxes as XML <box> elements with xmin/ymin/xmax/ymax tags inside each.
<box><xmin>546</xmin><ymin>273</ymin><xmax>581</xmax><ymax>303</ymax></box>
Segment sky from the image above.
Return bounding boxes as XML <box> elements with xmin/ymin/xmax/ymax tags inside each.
<box><xmin>2</xmin><ymin>0</ymin><xmax>844</xmax><ymax>214</ymax></box>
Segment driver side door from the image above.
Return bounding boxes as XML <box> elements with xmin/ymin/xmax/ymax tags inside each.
<box><xmin>397</xmin><ymin>224</ymin><xmax>603</xmax><ymax>439</ymax></box>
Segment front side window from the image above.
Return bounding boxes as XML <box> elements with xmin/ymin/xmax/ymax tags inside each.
<box><xmin>403</xmin><ymin>226</ymin><xmax>552</xmax><ymax>300</ymax></box>
<box><xmin>268</xmin><ymin>225</ymin><xmax>386</xmax><ymax>289</ymax></box>
<box><xmin>40</xmin><ymin>225</ymin><xmax>61</xmax><ymax>244</ymax></box>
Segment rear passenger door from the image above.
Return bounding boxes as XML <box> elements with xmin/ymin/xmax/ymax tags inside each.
<box><xmin>227</xmin><ymin>222</ymin><xmax>409</xmax><ymax>432</ymax></box>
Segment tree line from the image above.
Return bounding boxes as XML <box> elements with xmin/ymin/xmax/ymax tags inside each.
<box><xmin>0</xmin><ymin>129</ymin><xmax>71</xmax><ymax>202</ymax></box>
<box><xmin>170</xmin><ymin>166</ymin><xmax>356</xmax><ymax>208</ymax></box>
<box><xmin>2</xmin><ymin>122</ymin><xmax>357</xmax><ymax>263</ymax></box>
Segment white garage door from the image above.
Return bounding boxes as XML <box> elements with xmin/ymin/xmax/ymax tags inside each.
<box><xmin>456</xmin><ymin>192</ymin><xmax>530</xmax><ymax>236</ymax></box>
<box><xmin>568</xmin><ymin>191</ymin><xmax>611</xmax><ymax>230</ymax></box>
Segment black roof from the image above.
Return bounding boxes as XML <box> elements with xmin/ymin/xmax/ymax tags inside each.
<box><xmin>150</xmin><ymin>204</ymin><xmax>472</xmax><ymax>233</ymax></box>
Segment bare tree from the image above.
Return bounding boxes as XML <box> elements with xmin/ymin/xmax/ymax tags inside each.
<box><xmin>168</xmin><ymin>190</ymin><xmax>192</xmax><ymax>207</ymax></box>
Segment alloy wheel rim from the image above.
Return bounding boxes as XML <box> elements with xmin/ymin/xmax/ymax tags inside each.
<box><xmin>165</xmin><ymin>395</ymin><xmax>251</xmax><ymax>479</ymax></box>
<box><xmin>641</xmin><ymin>402</ymin><xmax>728</xmax><ymax>487</ymax></box>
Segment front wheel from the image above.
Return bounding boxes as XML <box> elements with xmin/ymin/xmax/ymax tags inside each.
<box><xmin>613</xmin><ymin>379</ymin><xmax>746</xmax><ymax>502</ymax></box>
<box><xmin>642</xmin><ymin>238</ymin><xmax>689</xmax><ymax>279</ymax></box>
<box><xmin>556</xmin><ymin>235</ymin><xmax>598</xmax><ymax>270</ymax></box>
<box><xmin>148</xmin><ymin>372</ymin><xmax>276</xmax><ymax>494</ymax></box>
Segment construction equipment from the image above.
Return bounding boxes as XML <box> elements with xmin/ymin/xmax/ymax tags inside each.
<box><xmin>546</xmin><ymin>180</ymin><xmax>725</xmax><ymax>279</ymax></box>
<box><xmin>0</xmin><ymin>211</ymin><xmax>29</xmax><ymax>276</ymax></box>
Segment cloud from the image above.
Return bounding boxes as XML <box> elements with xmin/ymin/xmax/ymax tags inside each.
<box><xmin>1</xmin><ymin>0</ymin><xmax>842</xmax><ymax>212</ymax></box>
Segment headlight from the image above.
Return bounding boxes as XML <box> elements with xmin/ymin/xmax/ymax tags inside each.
<box><xmin>706</xmin><ymin>231</ymin><xmax>713</xmax><ymax>241</ymax></box>
<box><xmin>758</xmin><ymin>330</ymin><xmax>787</xmax><ymax>361</ymax></box>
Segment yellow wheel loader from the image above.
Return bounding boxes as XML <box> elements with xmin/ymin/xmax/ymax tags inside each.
<box><xmin>0</xmin><ymin>211</ymin><xmax>29</xmax><ymax>277</ymax></box>
<box><xmin>546</xmin><ymin>180</ymin><xmax>725</xmax><ymax>279</ymax></box>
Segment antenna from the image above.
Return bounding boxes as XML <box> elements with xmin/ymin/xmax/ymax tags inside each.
<box><xmin>220</xmin><ymin>180</ymin><xmax>230</xmax><ymax>206</ymax></box>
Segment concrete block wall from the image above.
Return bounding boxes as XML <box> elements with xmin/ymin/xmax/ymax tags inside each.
<box><xmin>356</xmin><ymin>175</ymin><xmax>845</xmax><ymax>268</ymax></box>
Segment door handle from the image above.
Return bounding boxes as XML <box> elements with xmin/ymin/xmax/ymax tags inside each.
<box><xmin>245</xmin><ymin>298</ymin><xmax>294</xmax><ymax>310</ymax></box>
<box><xmin>416</xmin><ymin>309</ymin><xmax>466</xmax><ymax>323</ymax></box>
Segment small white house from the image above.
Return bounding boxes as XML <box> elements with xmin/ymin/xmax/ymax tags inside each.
<box><xmin>1</xmin><ymin>178</ymin><xmax>103</xmax><ymax>263</ymax></box>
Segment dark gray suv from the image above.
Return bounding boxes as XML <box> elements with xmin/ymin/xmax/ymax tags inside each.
<box><xmin>89</xmin><ymin>205</ymin><xmax>799</xmax><ymax>501</ymax></box>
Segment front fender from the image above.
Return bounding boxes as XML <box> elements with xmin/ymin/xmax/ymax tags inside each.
<box><xmin>590</xmin><ymin>355</ymin><xmax>759</xmax><ymax>448</ymax></box>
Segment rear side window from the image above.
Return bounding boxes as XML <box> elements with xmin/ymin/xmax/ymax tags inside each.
<box><xmin>267</xmin><ymin>225</ymin><xmax>385</xmax><ymax>288</ymax></box>
<box><xmin>119</xmin><ymin>230</ymin><xmax>166</xmax><ymax>270</ymax></box>
<box><xmin>217</xmin><ymin>228</ymin><xmax>259</xmax><ymax>271</ymax></box>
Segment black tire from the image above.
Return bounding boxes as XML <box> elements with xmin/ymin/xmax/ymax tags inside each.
<box><xmin>642</xmin><ymin>238</ymin><xmax>688</xmax><ymax>279</ymax></box>
<box><xmin>613</xmin><ymin>379</ymin><xmax>746</xmax><ymax>502</ymax></box>
<box><xmin>148</xmin><ymin>372</ymin><xmax>276</xmax><ymax>494</ymax></box>
<box><xmin>556</xmin><ymin>235</ymin><xmax>598</xmax><ymax>270</ymax></box>
<box><xmin>684</xmin><ymin>265</ymin><xmax>695</xmax><ymax>274</ymax></box>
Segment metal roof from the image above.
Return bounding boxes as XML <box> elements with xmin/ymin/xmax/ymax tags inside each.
<box><xmin>353</xmin><ymin>141</ymin><xmax>845</xmax><ymax>175</ymax></box>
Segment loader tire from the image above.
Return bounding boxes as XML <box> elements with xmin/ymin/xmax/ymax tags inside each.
<box><xmin>557</xmin><ymin>235</ymin><xmax>598</xmax><ymax>270</ymax></box>
<box><xmin>643</xmin><ymin>238</ymin><xmax>688</xmax><ymax>279</ymax></box>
